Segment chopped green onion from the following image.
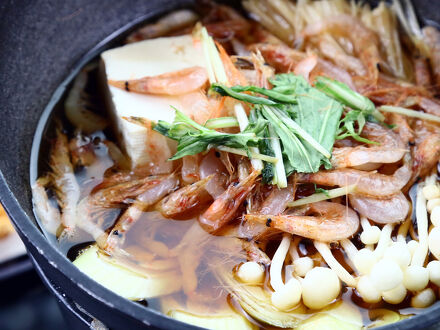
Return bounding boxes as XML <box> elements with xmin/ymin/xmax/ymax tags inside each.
<box><xmin>211</xmin><ymin>84</ymin><xmax>277</xmax><ymax>105</ymax></box>
<box><xmin>234</xmin><ymin>104</ymin><xmax>264</xmax><ymax>171</ymax></box>
<box><xmin>204</xmin><ymin>117</ymin><xmax>239</xmax><ymax>129</ymax></box>
<box><xmin>287</xmin><ymin>185</ymin><xmax>356</xmax><ymax>207</ymax></box>
<box><xmin>221</xmin><ymin>85</ymin><xmax>298</xmax><ymax>104</ymax></box>
<box><xmin>315</xmin><ymin>77</ymin><xmax>375</xmax><ymax>113</ymax></box>
<box><xmin>315</xmin><ymin>76</ymin><xmax>385</xmax><ymax>122</ymax></box>
<box><xmin>234</xmin><ymin>104</ymin><xmax>250</xmax><ymax>131</ymax></box>
<box><xmin>200</xmin><ymin>26</ymin><xmax>228</xmax><ymax>84</ymax></box>
<box><xmin>268</xmin><ymin>124</ymin><xmax>287</xmax><ymax>188</ymax></box>
<box><xmin>379</xmin><ymin>105</ymin><xmax>440</xmax><ymax>123</ymax></box>
<box><xmin>215</xmin><ymin>145</ymin><xmax>278</xmax><ymax>164</ymax></box>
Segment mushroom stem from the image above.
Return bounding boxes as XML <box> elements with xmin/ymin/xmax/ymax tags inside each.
<box><xmin>288</xmin><ymin>236</ymin><xmax>301</xmax><ymax>261</ymax></box>
<box><xmin>314</xmin><ymin>241</ymin><xmax>357</xmax><ymax>287</ymax></box>
<box><xmin>361</xmin><ymin>217</ymin><xmax>372</xmax><ymax>230</ymax></box>
<box><xmin>412</xmin><ymin>184</ymin><xmax>429</xmax><ymax>266</ymax></box>
<box><xmin>373</xmin><ymin>224</ymin><xmax>393</xmax><ymax>259</ymax></box>
<box><xmin>397</xmin><ymin>217</ymin><xmax>411</xmax><ymax>243</ymax></box>
<box><xmin>270</xmin><ymin>234</ymin><xmax>291</xmax><ymax>292</ymax></box>
<box><xmin>340</xmin><ymin>239</ymin><xmax>359</xmax><ymax>273</ymax></box>
<box><xmin>360</xmin><ymin>216</ymin><xmax>381</xmax><ymax>245</ymax></box>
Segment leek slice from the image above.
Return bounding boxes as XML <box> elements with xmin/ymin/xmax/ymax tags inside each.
<box><xmin>215</xmin><ymin>267</ymin><xmax>304</xmax><ymax>328</ymax></box>
<box><xmin>73</xmin><ymin>245</ymin><xmax>181</xmax><ymax>300</ymax></box>
<box><xmin>297</xmin><ymin>301</ymin><xmax>362</xmax><ymax>330</ymax></box>
<box><xmin>168</xmin><ymin>310</ymin><xmax>257</xmax><ymax>330</ymax></box>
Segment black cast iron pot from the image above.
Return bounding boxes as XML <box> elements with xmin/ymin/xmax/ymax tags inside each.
<box><xmin>1</xmin><ymin>1</ymin><xmax>440</xmax><ymax>329</ymax></box>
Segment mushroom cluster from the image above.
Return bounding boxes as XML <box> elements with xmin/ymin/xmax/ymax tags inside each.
<box><xmin>237</xmin><ymin>175</ymin><xmax>440</xmax><ymax>312</ymax></box>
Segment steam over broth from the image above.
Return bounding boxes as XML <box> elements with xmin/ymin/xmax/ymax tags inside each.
<box><xmin>32</xmin><ymin>0</ymin><xmax>440</xmax><ymax>329</ymax></box>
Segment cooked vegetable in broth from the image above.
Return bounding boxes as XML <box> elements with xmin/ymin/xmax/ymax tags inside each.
<box><xmin>32</xmin><ymin>0</ymin><xmax>440</xmax><ymax>328</ymax></box>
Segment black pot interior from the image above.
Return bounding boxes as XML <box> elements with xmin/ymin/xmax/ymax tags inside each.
<box><xmin>1</xmin><ymin>0</ymin><xmax>440</xmax><ymax>329</ymax></box>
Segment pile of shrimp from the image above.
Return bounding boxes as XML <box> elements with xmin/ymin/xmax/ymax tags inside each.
<box><xmin>32</xmin><ymin>0</ymin><xmax>440</xmax><ymax>327</ymax></box>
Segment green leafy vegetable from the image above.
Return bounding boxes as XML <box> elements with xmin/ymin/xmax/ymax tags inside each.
<box><xmin>153</xmin><ymin>109</ymin><xmax>263</xmax><ymax>160</ymax></box>
<box><xmin>336</xmin><ymin>110</ymin><xmax>379</xmax><ymax>144</ymax></box>
<box><xmin>314</xmin><ymin>76</ymin><xmax>385</xmax><ymax>144</ymax></box>
<box><xmin>212</xmin><ymin>74</ymin><xmax>342</xmax><ymax>173</ymax></box>
<box><xmin>155</xmin><ymin>73</ymin><xmax>381</xmax><ymax>186</ymax></box>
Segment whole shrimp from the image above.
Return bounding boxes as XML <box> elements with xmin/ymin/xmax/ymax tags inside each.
<box><xmin>157</xmin><ymin>175</ymin><xmax>214</xmax><ymax>219</ymax></box>
<box><xmin>90</xmin><ymin>174</ymin><xmax>174</xmax><ymax>208</ymax></box>
<box><xmin>411</xmin><ymin>133</ymin><xmax>440</xmax><ymax>184</ymax></box>
<box><xmin>298</xmin><ymin>155</ymin><xmax>412</xmax><ymax>198</ymax></box>
<box><xmin>252</xmin><ymin>43</ymin><xmax>305</xmax><ymax>73</ymax></box>
<box><xmin>239</xmin><ymin>183</ymin><xmax>296</xmax><ymax>241</ymax></box>
<box><xmin>126</xmin><ymin>9</ymin><xmax>199</xmax><ymax>43</ymax></box>
<box><xmin>50</xmin><ymin>129</ymin><xmax>81</xmax><ymax>234</ymax></box>
<box><xmin>202</xmin><ymin>3</ymin><xmax>251</xmax><ymax>41</ymax></box>
<box><xmin>199</xmin><ymin>170</ymin><xmax>260</xmax><ymax>233</ymax></box>
<box><xmin>317</xmin><ymin>35</ymin><xmax>366</xmax><ymax>76</ymax></box>
<box><xmin>245</xmin><ymin>201</ymin><xmax>359</xmax><ymax>242</ymax></box>
<box><xmin>102</xmin><ymin>174</ymin><xmax>178</xmax><ymax>251</ymax></box>
<box><xmin>109</xmin><ymin>66</ymin><xmax>208</xmax><ymax>96</ymax></box>
<box><xmin>254</xmin><ymin>43</ymin><xmax>355</xmax><ymax>89</ymax></box>
<box><xmin>349</xmin><ymin>192</ymin><xmax>409</xmax><ymax>224</ymax></box>
<box><xmin>331</xmin><ymin>122</ymin><xmax>407</xmax><ymax>169</ymax></box>
<box><xmin>386</xmin><ymin>113</ymin><xmax>414</xmax><ymax>145</ymax></box>
<box><xmin>31</xmin><ymin>177</ymin><xmax>61</xmax><ymax>235</ymax></box>
<box><xmin>302</xmin><ymin>14</ymin><xmax>381</xmax><ymax>83</ymax></box>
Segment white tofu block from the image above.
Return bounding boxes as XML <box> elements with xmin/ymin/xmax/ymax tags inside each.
<box><xmin>101</xmin><ymin>35</ymin><xmax>206</xmax><ymax>168</ymax></box>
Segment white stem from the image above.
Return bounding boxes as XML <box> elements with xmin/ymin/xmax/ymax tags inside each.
<box><xmin>234</xmin><ymin>104</ymin><xmax>249</xmax><ymax>131</ymax></box>
<box><xmin>200</xmin><ymin>27</ymin><xmax>228</xmax><ymax>84</ymax></box>
<box><xmin>285</xmin><ymin>265</ymin><xmax>295</xmax><ymax>283</ymax></box>
<box><xmin>361</xmin><ymin>217</ymin><xmax>372</xmax><ymax>230</ymax></box>
<box><xmin>340</xmin><ymin>239</ymin><xmax>358</xmax><ymax>272</ymax></box>
<box><xmin>373</xmin><ymin>224</ymin><xmax>393</xmax><ymax>259</ymax></box>
<box><xmin>412</xmin><ymin>184</ymin><xmax>429</xmax><ymax>266</ymax></box>
<box><xmin>200</xmin><ymin>27</ymin><xmax>216</xmax><ymax>84</ymax></box>
<box><xmin>270</xmin><ymin>234</ymin><xmax>291</xmax><ymax>292</ymax></box>
<box><xmin>397</xmin><ymin>217</ymin><xmax>411</xmax><ymax>243</ymax></box>
<box><xmin>234</xmin><ymin>104</ymin><xmax>264</xmax><ymax>172</ymax></box>
<box><xmin>426</xmin><ymin>173</ymin><xmax>437</xmax><ymax>186</ymax></box>
<box><xmin>287</xmin><ymin>185</ymin><xmax>356</xmax><ymax>207</ymax></box>
<box><xmin>268</xmin><ymin>126</ymin><xmax>287</xmax><ymax>188</ymax></box>
<box><xmin>288</xmin><ymin>237</ymin><xmax>301</xmax><ymax>261</ymax></box>
<box><xmin>341</xmin><ymin>239</ymin><xmax>358</xmax><ymax>261</ymax></box>
<box><xmin>215</xmin><ymin>146</ymin><xmax>277</xmax><ymax>163</ymax></box>
<box><xmin>379</xmin><ymin>106</ymin><xmax>440</xmax><ymax>124</ymax></box>
<box><xmin>314</xmin><ymin>241</ymin><xmax>357</xmax><ymax>287</ymax></box>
